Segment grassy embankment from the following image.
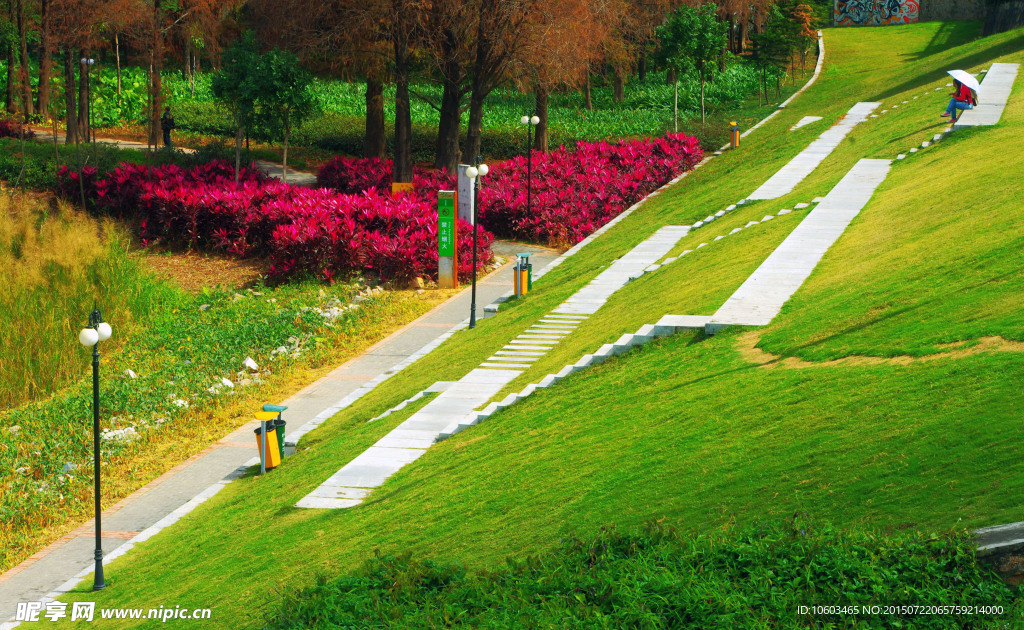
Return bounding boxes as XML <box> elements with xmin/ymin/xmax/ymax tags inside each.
<box><xmin>0</xmin><ymin>192</ymin><xmax>460</xmax><ymax>572</ymax></box>
<box><xmin>48</xmin><ymin>22</ymin><xmax>1024</xmax><ymax>627</ymax></box>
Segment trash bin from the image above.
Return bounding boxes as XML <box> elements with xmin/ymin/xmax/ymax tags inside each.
<box><xmin>255</xmin><ymin>411</ymin><xmax>284</xmax><ymax>462</ymax></box>
<box><xmin>261</xmin><ymin>404</ymin><xmax>288</xmax><ymax>461</ymax></box>
<box><xmin>513</xmin><ymin>256</ymin><xmax>525</xmax><ymax>297</ymax></box>
<box><xmin>254</xmin><ymin>421</ymin><xmax>281</xmax><ymax>471</ymax></box>
<box><xmin>272</xmin><ymin>418</ymin><xmax>286</xmax><ymax>460</ymax></box>
<box><xmin>519</xmin><ymin>253</ymin><xmax>533</xmax><ymax>290</ymax></box>
<box><xmin>730</xmin><ymin>122</ymin><xmax>740</xmax><ymax>149</ymax></box>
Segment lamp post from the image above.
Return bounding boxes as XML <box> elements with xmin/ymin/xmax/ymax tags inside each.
<box><xmin>519</xmin><ymin>113</ymin><xmax>540</xmax><ymax>219</ymax></box>
<box><xmin>78</xmin><ymin>308</ymin><xmax>111</xmax><ymax>591</ymax></box>
<box><xmin>466</xmin><ymin>155</ymin><xmax>489</xmax><ymax>329</ymax></box>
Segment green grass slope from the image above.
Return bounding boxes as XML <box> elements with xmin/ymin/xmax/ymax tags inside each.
<box><xmin>51</xmin><ymin>23</ymin><xmax>1024</xmax><ymax>627</ymax></box>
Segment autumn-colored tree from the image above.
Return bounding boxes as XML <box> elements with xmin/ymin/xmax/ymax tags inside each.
<box><xmin>247</xmin><ymin>0</ymin><xmax>392</xmax><ymax>161</ymax></box>
<box><xmin>512</xmin><ymin>0</ymin><xmax>610</xmax><ymax>152</ymax></box>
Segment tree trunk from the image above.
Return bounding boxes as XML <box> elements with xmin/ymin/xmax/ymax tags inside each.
<box><xmin>465</xmin><ymin>88</ymin><xmax>484</xmax><ymax>163</ymax></box>
<box><xmin>16</xmin><ymin>0</ymin><xmax>34</xmax><ymax>120</ymax></box>
<box><xmin>700</xmin><ymin>76</ymin><xmax>706</xmax><ymax>124</ymax></box>
<box><xmin>434</xmin><ymin>28</ymin><xmax>462</xmax><ymax>172</ymax></box>
<box><xmin>533</xmin><ymin>88</ymin><xmax>548</xmax><ymax>153</ymax></box>
<box><xmin>62</xmin><ymin>48</ymin><xmax>77</xmax><ymax>144</ymax></box>
<box><xmin>364</xmin><ymin>75</ymin><xmax>386</xmax><ymax>159</ymax></box>
<box><xmin>613</xmin><ymin>67</ymin><xmax>624</xmax><ymax>103</ymax></box>
<box><xmin>673</xmin><ymin>80</ymin><xmax>678</xmax><ymax>132</ymax></box>
<box><xmin>77</xmin><ymin>56</ymin><xmax>89</xmax><ymax>141</ymax></box>
<box><xmin>666</xmin><ymin>68</ymin><xmax>677</xmax><ymax>85</ymax></box>
<box><xmin>392</xmin><ymin>15</ymin><xmax>413</xmax><ymax>184</ymax></box>
<box><xmin>234</xmin><ymin>121</ymin><xmax>242</xmax><ymax>186</ymax></box>
<box><xmin>282</xmin><ymin>119</ymin><xmax>289</xmax><ymax>184</ymax></box>
<box><xmin>5</xmin><ymin>41</ymin><xmax>15</xmax><ymax>113</ymax></box>
<box><xmin>582</xmin><ymin>69</ymin><xmax>592</xmax><ymax>110</ymax></box>
<box><xmin>728</xmin><ymin>17</ymin><xmax>736</xmax><ymax>54</ymax></box>
<box><xmin>37</xmin><ymin>0</ymin><xmax>52</xmax><ymax>117</ymax></box>
<box><xmin>115</xmin><ymin>33</ymin><xmax>122</xmax><ymax>95</ymax></box>
<box><xmin>638</xmin><ymin>54</ymin><xmax>647</xmax><ymax>82</ymax></box>
<box><xmin>149</xmin><ymin>0</ymin><xmax>164</xmax><ymax>147</ymax></box>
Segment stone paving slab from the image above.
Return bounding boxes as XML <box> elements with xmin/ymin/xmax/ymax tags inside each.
<box><xmin>954</xmin><ymin>63</ymin><xmax>1019</xmax><ymax>129</ymax></box>
<box><xmin>709</xmin><ymin>158</ymin><xmax>891</xmax><ymax>328</ymax></box>
<box><xmin>748</xmin><ymin>102</ymin><xmax>879</xmax><ymax>200</ymax></box>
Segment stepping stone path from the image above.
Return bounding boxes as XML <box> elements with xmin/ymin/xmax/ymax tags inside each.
<box><xmin>790</xmin><ymin>115</ymin><xmax>823</xmax><ymax>130</ymax></box>
<box><xmin>954</xmin><ymin>63</ymin><xmax>1020</xmax><ymax>129</ymax></box>
<box><xmin>297</xmin><ymin>226</ymin><xmax>690</xmax><ymax>509</ymax></box>
<box><xmin>706</xmin><ymin>158</ymin><xmax>892</xmax><ymax>330</ymax></box>
<box><xmin>748</xmin><ymin>102</ymin><xmax>880</xmax><ymax>200</ymax></box>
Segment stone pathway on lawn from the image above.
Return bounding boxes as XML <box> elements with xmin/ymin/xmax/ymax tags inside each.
<box><xmin>747</xmin><ymin>102</ymin><xmax>879</xmax><ymax>200</ymax></box>
<box><xmin>694</xmin><ymin>158</ymin><xmax>891</xmax><ymax>331</ymax></box>
<box><xmin>296</xmin><ymin>226</ymin><xmax>690</xmax><ymax>509</ymax></box>
<box><xmin>954</xmin><ymin>63</ymin><xmax>1020</xmax><ymax>129</ymax></box>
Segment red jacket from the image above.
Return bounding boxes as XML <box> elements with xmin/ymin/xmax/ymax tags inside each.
<box><xmin>954</xmin><ymin>83</ymin><xmax>976</xmax><ymax>105</ymax></box>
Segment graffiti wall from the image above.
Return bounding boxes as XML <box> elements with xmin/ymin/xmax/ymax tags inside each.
<box><xmin>834</xmin><ymin>0</ymin><xmax>920</xmax><ymax>25</ymax></box>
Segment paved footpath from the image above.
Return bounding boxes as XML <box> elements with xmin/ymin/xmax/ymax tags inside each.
<box><xmin>0</xmin><ymin>242</ymin><xmax>557</xmax><ymax>625</ymax></box>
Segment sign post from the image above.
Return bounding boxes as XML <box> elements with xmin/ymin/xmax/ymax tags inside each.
<box><xmin>438</xmin><ymin>190</ymin><xmax>458</xmax><ymax>289</ymax></box>
<box><xmin>457</xmin><ymin>165</ymin><xmax>473</xmax><ymax>223</ymax></box>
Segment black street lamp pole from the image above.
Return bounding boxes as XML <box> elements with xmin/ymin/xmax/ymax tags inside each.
<box><xmin>90</xmin><ymin>314</ymin><xmax>105</xmax><ymax>591</ymax></box>
<box><xmin>469</xmin><ymin>155</ymin><xmax>481</xmax><ymax>329</ymax></box>
<box><xmin>468</xmin><ymin>155</ymin><xmax>489</xmax><ymax>329</ymax></box>
<box><xmin>79</xmin><ymin>308</ymin><xmax>110</xmax><ymax>591</ymax></box>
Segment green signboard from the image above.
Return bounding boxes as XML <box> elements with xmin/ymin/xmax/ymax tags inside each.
<box><xmin>438</xmin><ymin>191</ymin><xmax>456</xmax><ymax>257</ymax></box>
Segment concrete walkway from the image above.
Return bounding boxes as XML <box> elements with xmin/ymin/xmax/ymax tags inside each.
<box><xmin>296</xmin><ymin>226</ymin><xmax>691</xmax><ymax>509</ymax></box>
<box><xmin>747</xmin><ymin>102</ymin><xmax>879</xmax><ymax>200</ymax></box>
<box><xmin>0</xmin><ymin>243</ymin><xmax>556</xmax><ymax>625</ymax></box>
<box><xmin>954</xmin><ymin>63</ymin><xmax>1020</xmax><ymax>129</ymax></box>
<box><xmin>709</xmin><ymin>158</ymin><xmax>891</xmax><ymax>330</ymax></box>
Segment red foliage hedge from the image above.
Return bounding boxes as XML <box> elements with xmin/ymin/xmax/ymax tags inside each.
<box><xmin>318</xmin><ymin>134</ymin><xmax>703</xmax><ymax>247</ymax></box>
<box><xmin>57</xmin><ymin>160</ymin><xmax>492</xmax><ymax>283</ymax></box>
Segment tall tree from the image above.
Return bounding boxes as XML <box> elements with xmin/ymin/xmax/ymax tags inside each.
<box><xmin>655</xmin><ymin>2</ymin><xmax>728</xmax><ymax>124</ymax></box>
<box><xmin>391</xmin><ymin>0</ymin><xmax>416</xmax><ymax>184</ymax></box>
<box><xmin>36</xmin><ymin>0</ymin><xmax>53</xmax><ymax>117</ymax></box>
<box><xmin>16</xmin><ymin>0</ymin><xmax>33</xmax><ymax>119</ymax></box>
<box><xmin>464</xmin><ymin>0</ymin><xmax>535</xmax><ymax>160</ymax></box>
<box><xmin>148</xmin><ymin>0</ymin><xmax>164</xmax><ymax>146</ymax></box>
<box><xmin>211</xmin><ymin>31</ymin><xmax>263</xmax><ymax>185</ymax></box>
<box><xmin>3</xmin><ymin>0</ymin><xmax>16</xmax><ymax>112</ymax></box>
<box><xmin>254</xmin><ymin>48</ymin><xmax>317</xmax><ymax>183</ymax></box>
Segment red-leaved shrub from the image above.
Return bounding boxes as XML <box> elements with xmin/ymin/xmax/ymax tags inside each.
<box><xmin>56</xmin><ymin>161</ymin><xmax>492</xmax><ymax>283</ymax></box>
<box><xmin>316</xmin><ymin>134</ymin><xmax>703</xmax><ymax>247</ymax></box>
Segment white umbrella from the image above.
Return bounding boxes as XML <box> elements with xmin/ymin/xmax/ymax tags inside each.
<box><xmin>947</xmin><ymin>70</ymin><xmax>981</xmax><ymax>94</ymax></box>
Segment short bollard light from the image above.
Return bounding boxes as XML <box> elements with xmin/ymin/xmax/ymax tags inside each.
<box><xmin>730</xmin><ymin>121</ymin><xmax>740</xmax><ymax>149</ymax></box>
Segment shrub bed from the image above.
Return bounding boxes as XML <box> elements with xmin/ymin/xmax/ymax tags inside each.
<box><xmin>266</xmin><ymin>518</ymin><xmax>1021</xmax><ymax>629</ymax></box>
<box><xmin>318</xmin><ymin>134</ymin><xmax>703</xmax><ymax>247</ymax></box>
<box><xmin>57</xmin><ymin>160</ymin><xmax>492</xmax><ymax>284</ymax></box>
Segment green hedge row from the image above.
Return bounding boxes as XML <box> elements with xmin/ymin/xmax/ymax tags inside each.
<box><xmin>267</xmin><ymin>518</ymin><xmax>1021</xmax><ymax>629</ymax></box>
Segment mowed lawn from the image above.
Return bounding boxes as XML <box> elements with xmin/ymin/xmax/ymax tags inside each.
<box><xmin>50</xmin><ymin>22</ymin><xmax>1024</xmax><ymax>628</ymax></box>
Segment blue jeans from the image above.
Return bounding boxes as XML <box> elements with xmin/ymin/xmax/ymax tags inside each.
<box><xmin>945</xmin><ymin>98</ymin><xmax>973</xmax><ymax>120</ymax></box>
